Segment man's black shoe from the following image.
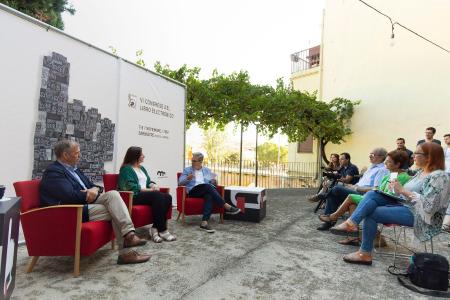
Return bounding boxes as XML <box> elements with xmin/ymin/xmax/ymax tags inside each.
<box><xmin>317</xmin><ymin>221</ymin><xmax>336</xmax><ymax>231</ymax></box>
<box><xmin>317</xmin><ymin>193</ymin><xmax>327</xmax><ymax>200</ymax></box>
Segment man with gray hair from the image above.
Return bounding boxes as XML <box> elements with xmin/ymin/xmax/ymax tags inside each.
<box><xmin>178</xmin><ymin>152</ymin><xmax>241</xmax><ymax>233</ymax></box>
<box><xmin>317</xmin><ymin>147</ymin><xmax>389</xmax><ymax>231</ymax></box>
<box><xmin>40</xmin><ymin>140</ymin><xmax>150</xmax><ymax>264</ymax></box>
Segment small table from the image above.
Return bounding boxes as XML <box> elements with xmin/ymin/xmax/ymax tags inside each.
<box><xmin>0</xmin><ymin>197</ymin><xmax>20</xmax><ymax>300</ymax></box>
<box><xmin>224</xmin><ymin>186</ymin><xmax>266</xmax><ymax>223</ymax></box>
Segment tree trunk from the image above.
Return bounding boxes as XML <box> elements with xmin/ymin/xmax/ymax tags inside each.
<box><xmin>320</xmin><ymin>138</ymin><xmax>329</xmax><ymax>165</ymax></box>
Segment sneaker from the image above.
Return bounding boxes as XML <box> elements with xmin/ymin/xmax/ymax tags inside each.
<box><xmin>226</xmin><ymin>206</ymin><xmax>241</xmax><ymax>215</ymax></box>
<box><xmin>200</xmin><ymin>224</ymin><xmax>215</xmax><ymax>233</ymax></box>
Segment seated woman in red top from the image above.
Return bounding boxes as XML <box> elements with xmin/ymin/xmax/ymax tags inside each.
<box><xmin>119</xmin><ymin>146</ymin><xmax>176</xmax><ymax>243</ymax></box>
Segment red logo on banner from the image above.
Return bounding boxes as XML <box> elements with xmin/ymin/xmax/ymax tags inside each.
<box><xmin>236</xmin><ymin>197</ymin><xmax>245</xmax><ymax>213</ymax></box>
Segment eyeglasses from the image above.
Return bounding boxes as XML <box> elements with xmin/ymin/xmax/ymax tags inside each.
<box><xmin>191</xmin><ymin>159</ymin><xmax>203</xmax><ymax>163</ymax></box>
<box><xmin>369</xmin><ymin>153</ymin><xmax>382</xmax><ymax>157</ymax></box>
<box><xmin>413</xmin><ymin>152</ymin><xmax>425</xmax><ymax>156</ymax></box>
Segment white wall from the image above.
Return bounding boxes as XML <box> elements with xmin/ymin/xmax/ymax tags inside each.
<box><xmin>0</xmin><ymin>6</ymin><xmax>185</xmax><ymax>198</ymax></box>
<box><xmin>321</xmin><ymin>0</ymin><xmax>450</xmax><ymax>168</ymax></box>
<box><xmin>288</xmin><ymin>67</ymin><xmax>320</xmax><ymax>164</ymax></box>
<box><xmin>291</xmin><ymin>68</ymin><xmax>320</xmax><ymax>94</ymax></box>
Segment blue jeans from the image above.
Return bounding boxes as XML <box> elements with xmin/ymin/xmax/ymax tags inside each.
<box><xmin>350</xmin><ymin>190</ymin><xmax>414</xmax><ymax>252</ymax></box>
<box><xmin>188</xmin><ymin>184</ymin><xmax>225</xmax><ymax>221</ymax></box>
<box><xmin>324</xmin><ymin>185</ymin><xmax>361</xmax><ymax>215</ymax></box>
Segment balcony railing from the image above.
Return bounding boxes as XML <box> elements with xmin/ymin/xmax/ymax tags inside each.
<box><xmin>290</xmin><ymin>45</ymin><xmax>320</xmax><ymax>73</ymax></box>
<box><xmin>185</xmin><ymin>160</ymin><xmax>321</xmax><ymax>189</ymax></box>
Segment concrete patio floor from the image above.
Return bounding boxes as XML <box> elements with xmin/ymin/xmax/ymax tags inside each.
<box><xmin>12</xmin><ymin>189</ymin><xmax>450</xmax><ymax>299</ymax></box>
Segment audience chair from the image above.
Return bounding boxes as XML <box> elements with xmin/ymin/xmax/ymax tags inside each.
<box><xmin>314</xmin><ymin>174</ymin><xmax>362</xmax><ymax>213</ymax></box>
<box><xmin>176</xmin><ymin>172</ymin><xmax>224</xmax><ymax>224</ymax></box>
<box><xmin>377</xmin><ymin>221</ymin><xmax>441</xmax><ymax>275</ymax></box>
<box><xmin>14</xmin><ymin>180</ymin><xmax>114</xmax><ymax>277</ymax></box>
<box><xmin>102</xmin><ymin>174</ymin><xmax>172</xmax><ymax>228</ymax></box>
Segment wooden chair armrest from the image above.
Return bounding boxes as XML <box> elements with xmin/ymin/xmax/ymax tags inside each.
<box><xmin>21</xmin><ymin>205</ymin><xmax>84</xmax><ymax>216</ymax></box>
<box><xmin>118</xmin><ymin>191</ymin><xmax>133</xmax><ymax>215</ymax></box>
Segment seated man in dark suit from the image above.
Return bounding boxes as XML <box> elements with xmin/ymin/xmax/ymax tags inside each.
<box><xmin>40</xmin><ymin>140</ymin><xmax>150</xmax><ymax>265</ymax></box>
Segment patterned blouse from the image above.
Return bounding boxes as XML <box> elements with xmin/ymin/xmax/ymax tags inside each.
<box><xmin>404</xmin><ymin>169</ymin><xmax>450</xmax><ymax>241</ymax></box>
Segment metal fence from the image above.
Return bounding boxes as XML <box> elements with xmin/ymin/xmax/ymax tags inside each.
<box><xmin>290</xmin><ymin>45</ymin><xmax>320</xmax><ymax>73</ymax></box>
<box><xmin>188</xmin><ymin>160</ymin><xmax>321</xmax><ymax>189</ymax></box>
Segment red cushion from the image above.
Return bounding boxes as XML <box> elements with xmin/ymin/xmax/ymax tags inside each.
<box><xmin>21</xmin><ymin>206</ymin><xmax>79</xmax><ymax>256</ymax></box>
<box><xmin>176</xmin><ymin>180</ymin><xmax>224</xmax><ymax>217</ymax></box>
<box><xmin>21</xmin><ymin>207</ymin><xmax>112</xmax><ymax>256</ymax></box>
<box><xmin>80</xmin><ymin>221</ymin><xmax>113</xmax><ymax>256</ymax></box>
<box><xmin>182</xmin><ymin>197</ymin><xmax>224</xmax><ymax>215</ymax></box>
<box><xmin>14</xmin><ymin>180</ymin><xmax>41</xmax><ymax>212</ymax></box>
<box><xmin>132</xmin><ymin>205</ymin><xmax>153</xmax><ymax>228</ymax></box>
<box><xmin>103</xmin><ymin>174</ymin><xmax>119</xmax><ymax>192</ymax></box>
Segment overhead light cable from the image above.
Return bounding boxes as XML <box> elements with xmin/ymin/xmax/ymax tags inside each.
<box><xmin>357</xmin><ymin>0</ymin><xmax>450</xmax><ymax>54</ymax></box>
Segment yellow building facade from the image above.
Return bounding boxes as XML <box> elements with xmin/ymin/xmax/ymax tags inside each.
<box><xmin>289</xmin><ymin>0</ymin><xmax>450</xmax><ymax>170</ymax></box>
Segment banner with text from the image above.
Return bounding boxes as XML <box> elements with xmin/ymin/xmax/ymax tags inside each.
<box><xmin>116</xmin><ymin>62</ymin><xmax>185</xmax><ymax>199</ymax></box>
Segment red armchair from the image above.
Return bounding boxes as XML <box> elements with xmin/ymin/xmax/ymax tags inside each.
<box><xmin>176</xmin><ymin>172</ymin><xmax>224</xmax><ymax>224</ymax></box>
<box><xmin>102</xmin><ymin>174</ymin><xmax>172</xmax><ymax>228</ymax></box>
<box><xmin>13</xmin><ymin>180</ymin><xmax>114</xmax><ymax>277</ymax></box>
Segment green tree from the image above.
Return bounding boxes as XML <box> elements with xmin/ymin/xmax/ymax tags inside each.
<box><xmin>258</xmin><ymin>80</ymin><xmax>359</xmax><ymax>164</ymax></box>
<box><xmin>257</xmin><ymin>142</ymin><xmax>288</xmax><ymax>162</ymax></box>
<box><xmin>154</xmin><ymin>63</ymin><xmax>359</xmax><ymax>164</ymax></box>
<box><xmin>1</xmin><ymin>0</ymin><xmax>75</xmax><ymax>30</ymax></box>
<box><xmin>135</xmin><ymin>49</ymin><xmax>145</xmax><ymax>67</ymax></box>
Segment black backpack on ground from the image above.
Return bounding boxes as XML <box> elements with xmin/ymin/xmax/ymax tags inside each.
<box><xmin>397</xmin><ymin>253</ymin><xmax>450</xmax><ymax>297</ymax></box>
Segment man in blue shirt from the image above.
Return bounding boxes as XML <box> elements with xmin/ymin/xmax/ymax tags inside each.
<box><xmin>337</xmin><ymin>153</ymin><xmax>359</xmax><ymax>185</ymax></box>
<box><xmin>179</xmin><ymin>152</ymin><xmax>241</xmax><ymax>233</ymax></box>
<box><xmin>317</xmin><ymin>148</ymin><xmax>389</xmax><ymax>231</ymax></box>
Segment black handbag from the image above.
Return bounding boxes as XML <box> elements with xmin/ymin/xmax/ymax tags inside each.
<box><xmin>397</xmin><ymin>253</ymin><xmax>450</xmax><ymax>297</ymax></box>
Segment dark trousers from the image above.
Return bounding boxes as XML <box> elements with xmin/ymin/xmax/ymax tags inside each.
<box><xmin>324</xmin><ymin>185</ymin><xmax>362</xmax><ymax>215</ymax></box>
<box><xmin>188</xmin><ymin>184</ymin><xmax>225</xmax><ymax>221</ymax></box>
<box><xmin>134</xmin><ymin>191</ymin><xmax>172</xmax><ymax>231</ymax></box>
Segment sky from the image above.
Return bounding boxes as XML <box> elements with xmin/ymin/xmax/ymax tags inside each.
<box><xmin>62</xmin><ymin>0</ymin><xmax>324</xmax><ymax>85</ymax></box>
<box><xmin>62</xmin><ymin>0</ymin><xmax>325</xmax><ymax>153</ymax></box>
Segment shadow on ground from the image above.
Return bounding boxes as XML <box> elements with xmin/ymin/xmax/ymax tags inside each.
<box><xmin>13</xmin><ymin>189</ymin><xmax>450</xmax><ymax>299</ymax></box>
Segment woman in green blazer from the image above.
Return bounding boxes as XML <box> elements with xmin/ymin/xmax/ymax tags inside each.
<box><xmin>119</xmin><ymin>146</ymin><xmax>176</xmax><ymax>243</ymax></box>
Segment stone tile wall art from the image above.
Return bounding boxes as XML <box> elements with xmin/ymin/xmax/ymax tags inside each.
<box><xmin>32</xmin><ymin>52</ymin><xmax>115</xmax><ymax>182</ymax></box>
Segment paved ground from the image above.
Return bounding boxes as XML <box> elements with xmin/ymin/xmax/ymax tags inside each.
<box><xmin>12</xmin><ymin>189</ymin><xmax>450</xmax><ymax>299</ymax></box>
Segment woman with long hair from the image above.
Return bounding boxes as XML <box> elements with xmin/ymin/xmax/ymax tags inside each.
<box><xmin>334</xmin><ymin>142</ymin><xmax>449</xmax><ymax>265</ymax></box>
<box><xmin>308</xmin><ymin>153</ymin><xmax>341</xmax><ymax>202</ymax></box>
<box><xmin>118</xmin><ymin>146</ymin><xmax>176</xmax><ymax>243</ymax></box>
<box><xmin>320</xmin><ymin>150</ymin><xmax>410</xmax><ymax>223</ymax></box>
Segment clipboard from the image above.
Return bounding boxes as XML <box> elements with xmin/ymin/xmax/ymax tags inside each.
<box><xmin>375</xmin><ymin>190</ymin><xmax>408</xmax><ymax>203</ymax></box>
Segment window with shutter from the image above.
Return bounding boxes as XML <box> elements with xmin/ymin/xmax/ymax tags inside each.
<box><xmin>297</xmin><ymin>136</ymin><xmax>313</xmax><ymax>153</ymax></box>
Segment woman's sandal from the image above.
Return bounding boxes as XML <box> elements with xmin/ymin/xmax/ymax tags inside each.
<box><xmin>150</xmin><ymin>228</ymin><xmax>163</xmax><ymax>243</ymax></box>
<box><xmin>318</xmin><ymin>214</ymin><xmax>337</xmax><ymax>223</ymax></box>
<box><xmin>330</xmin><ymin>220</ymin><xmax>359</xmax><ymax>237</ymax></box>
<box><xmin>159</xmin><ymin>230</ymin><xmax>177</xmax><ymax>242</ymax></box>
<box><xmin>343</xmin><ymin>251</ymin><xmax>372</xmax><ymax>265</ymax></box>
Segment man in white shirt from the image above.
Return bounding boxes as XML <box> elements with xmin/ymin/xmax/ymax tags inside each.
<box><xmin>317</xmin><ymin>148</ymin><xmax>389</xmax><ymax>231</ymax></box>
<box><xmin>442</xmin><ymin>134</ymin><xmax>450</xmax><ymax>233</ymax></box>
<box><xmin>444</xmin><ymin>134</ymin><xmax>450</xmax><ymax>175</ymax></box>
